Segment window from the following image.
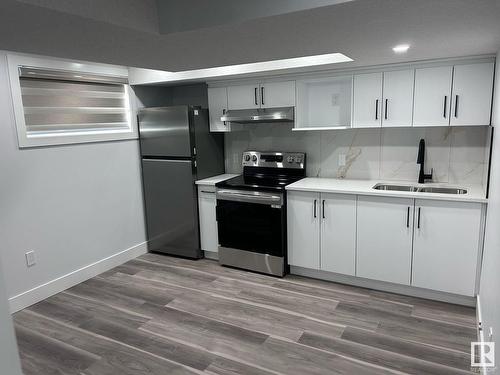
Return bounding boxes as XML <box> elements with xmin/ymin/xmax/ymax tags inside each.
<box><xmin>8</xmin><ymin>54</ymin><xmax>136</xmax><ymax>147</ymax></box>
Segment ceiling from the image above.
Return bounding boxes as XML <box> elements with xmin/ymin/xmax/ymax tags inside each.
<box><xmin>0</xmin><ymin>0</ymin><xmax>499</xmax><ymax>79</ymax></box>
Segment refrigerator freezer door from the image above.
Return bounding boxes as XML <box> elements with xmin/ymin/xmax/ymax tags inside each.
<box><xmin>139</xmin><ymin>106</ymin><xmax>192</xmax><ymax>158</ymax></box>
<box><xmin>141</xmin><ymin>159</ymin><xmax>201</xmax><ymax>258</ymax></box>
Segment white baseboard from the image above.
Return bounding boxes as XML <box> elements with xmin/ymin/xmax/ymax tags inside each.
<box><xmin>290</xmin><ymin>266</ymin><xmax>476</xmax><ymax>307</ymax></box>
<box><xmin>8</xmin><ymin>241</ymin><xmax>148</xmax><ymax>313</ymax></box>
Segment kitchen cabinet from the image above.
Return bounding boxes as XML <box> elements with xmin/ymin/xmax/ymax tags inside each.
<box><xmin>227</xmin><ymin>84</ymin><xmax>260</xmax><ymax>110</ymax></box>
<box><xmin>260</xmin><ymin>81</ymin><xmax>296</xmax><ymax>108</ymax></box>
<box><xmin>413</xmin><ymin>66</ymin><xmax>453</xmax><ymax>127</ymax></box>
<box><xmin>197</xmin><ymin>185</ymin><xmax>219</xmax><ymax>255</ymax></box>
<box><xmin>208</xmin><ymin>87</ymin><xmax>230</xmax><ymax>132</ymax></box>
<box><xmin>288</xmin><ymin>191</ymin><xmax>356</xmax><ymax>275</ymax></box>
<box><xmin>450</xmin><ymin>62</ymin><xmax>495</xmax><ymax>126</ymax></box>
<box><xmin>382</xmin><ymin>69</ymin><xmax>414</xmax><ymax>127</ymax></box>
<box><xmin>353</xmin><ymin>73</ymin><xmax>382</xmax><ymax>128</ymax></box>
<box><xmin>320</xmin><ymin>193</ymin><xmax>356</xmax><ymax>275</ymax></box>
<box><xmin>357</xmin><ymin>195</ymin><xmax>414</xmax><ymax>285</ymax></box>
<box><xmin>295</xmin><ymin>75</ymin><xmax>352</xmax><ymax>129</ymax></box>
<box><xmin>287</xmin><ymin>191</ymin><xmax>320</xmax><ymax>269</ymax></box>
<box><xmin>412</xmin><ymin>199</ymin><xmax>482</xmax><ymax>296</ymax></box>
<box><xmin>227</xmin><ymin>81</ymin><xmax>295</xmax><ymax>110</ymax></box>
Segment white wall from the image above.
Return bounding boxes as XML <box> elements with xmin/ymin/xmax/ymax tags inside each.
<box><xmin>0</xmin><ymin>51</ymin><xmax>147</xmax><ymax>311</ymax></box>
<box><xmin>225</xmin><ymin>124</ymin><xmax>490</xmax><ymax>187</ymax></box>
<box><xmin>479</xmin><ymin>51</ymin><xmax>500</xmax><ymax>372</ymax></box>
<box><xmin>0</xmin><ymin>258</ymin><xmax>22</xmax><ymax>375</ymax></box>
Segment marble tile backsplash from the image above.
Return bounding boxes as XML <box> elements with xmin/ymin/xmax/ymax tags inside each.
<box><xmin>224</xmin><ymin>124</ymin><xmax>491</xmax><ymax>186</ymax></box>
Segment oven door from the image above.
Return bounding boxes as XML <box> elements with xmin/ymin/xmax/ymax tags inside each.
<box><xmin>216</xmin><ymin>189</ymin><xmax>285</xmax><ymax>257</ymax></box>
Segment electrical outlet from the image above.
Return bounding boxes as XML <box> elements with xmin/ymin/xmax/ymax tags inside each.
<box><xmin>25</xmin><ymin>251</ymin><xmax>36</xmax><ymax>267</ymax></box>
<box><xmin>338</xmin><ymin>154</ymin><xmax>347</xmax><ymax>167</ymax></box>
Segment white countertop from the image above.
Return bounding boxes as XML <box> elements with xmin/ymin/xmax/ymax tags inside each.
<box><xmin>195</xmin><ymin>174</ymin><xmax>239</xmax><ymax>186</ymax></box>
<box><xmin>286</xmin><ymin>178</ymin><xmax>487</xmax><ymax>203</ymax></box>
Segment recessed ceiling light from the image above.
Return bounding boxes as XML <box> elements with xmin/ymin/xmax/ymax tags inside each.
<box><xmin>393</xmin><ymin>44</ymin><xmax>410</xmax><ymax>53</ymax></box>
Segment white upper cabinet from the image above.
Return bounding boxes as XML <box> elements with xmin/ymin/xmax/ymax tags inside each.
<box><xmin>320</xmin><ymin>193</ymin><xmax>356</xmax><ymax>276</ymax></box>
<box><xmin>260</xmin><ymin>81</ymin><xmax>295</xmax><ymax>108</ymax></box>
<box><xmin>413</xmin><ymin>66</ymin><xmax>453</xmax><ymax>127</ymax></box>
<box><xmin>382</xmin><ymin>69</ymin><xmax>415</xmax><ymax>127</ymax></box>
<box><xmin>353</xmin><ymin>73</ymin><xmax>383</xmax><ymax>128</ymax></box>
<box><xmin>357</xmin><ymin>195</ymin><xmax>414</xmax><ymax>285</ymax></box>
<box><xmin>295</xmin><ymin>75</ymin><xmax>352</xmax><ymax>129</ymax></box>
<box><xmin>412</xmin><ymin>199</ymin><xmax>482</xmax><ymax>296</ymax></box>
<box><xmin>450</xmin><ymin>62</ymin><xmax>495</xmax><ymax>126</ymax></box>
<box><xmin>227</xmin><ymin>81</ymin><xmax>295</xmax><ymax>110</ymax></box>
<box><xmin>287</xmin><ymin>191</ymin><xmax>320</xmax><ymax>269</ymax></box>
<box><xmin>208</xmin><ymin>87</ymin><xmax>230</xmax><ymax>132</ymax></box>
<box><xmin>227</xmin><ymin>84</ymin><xmax>260</xmax><ymax>110</ymax></box>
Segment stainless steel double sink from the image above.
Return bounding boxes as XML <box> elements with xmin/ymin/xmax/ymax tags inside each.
<box><xmin>373</xmin><ymin>183</ymin><xmax>467</xmax><ymax>195</ymax></box>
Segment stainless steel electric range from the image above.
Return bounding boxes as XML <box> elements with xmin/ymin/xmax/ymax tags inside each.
<box><xmin>215</xmin><ymin>151</ymin><xmax>306</xmax><ymax>277</ymax></box>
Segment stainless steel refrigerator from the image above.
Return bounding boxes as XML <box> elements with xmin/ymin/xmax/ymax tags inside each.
<box><xmin>138</xmin><ymin>105</ymin><xmax>224</xmax><ymax>258</ymax></box>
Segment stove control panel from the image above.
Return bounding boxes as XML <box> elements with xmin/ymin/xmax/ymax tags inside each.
<box><xmin>242</xmin><ymin>151</ymin><xmax>306</xmax><ymax>169</ymax></box>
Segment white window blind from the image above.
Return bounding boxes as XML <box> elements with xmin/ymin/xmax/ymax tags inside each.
<box><xmin>19</xmin><ymin>66</ymin><xmax>131</xmax><ymax>136</ymax></box>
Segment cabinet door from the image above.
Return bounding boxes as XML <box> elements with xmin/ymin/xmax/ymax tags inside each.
<box><xmin>357</xmin><ymin>196</ymin><xmax>414</xmax><ymax>285</ymax></box>
<box><xmin>353</xmin><ymin>73</ymin><xmax>382</xmax><ymax>128</ymax></box>
<box><xmin>287</xmin><ymin>191</ymin><xmax>320</xmax><ymax>269</ymax></box>
<box><xmin>208</xmin><ymin>87</ymin><xmax>230</xmax><ymax>132</ymax></box>
<box><xmin>450</xmin><ymin>63</ymin><xmax>494</xmax><ymax>126</ymax></box>
<box><xmin>413</xmin><ymin>66</ymin><xmax>452</xmax><ymax>127</ymax></box>
<box><xmin>320</xmin><ymin>193</ymin><xmax>356</xmax><ymax>275</ymax></box>
<box><xmin>227</xmin><ymin>84</ymin><xmax>260</xmax><ymax>110</ymax></box>
<box><xmin>197</xmin><ymin>186</ymin><xmax>219</xmax><ymax>253</ymax></box>
<box><xmin>412</xmin><ymin>199</ymin><xmax>482</xmax><ymax>296</ymax></box>
<box><xmin>382</xmin><ymin>69</ymin><xmax>414</xmax><ymax>127</ymax></box>
<box><xmin>260</xmin><ymin>81</ymin><xmax>295</xmax><ymax>108</ymax></box>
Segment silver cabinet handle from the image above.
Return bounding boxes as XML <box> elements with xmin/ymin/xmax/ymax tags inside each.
<box><xmin>443</xmin><ymin>96</ymin><xmax>448</xmax><ymax>118</ymax></box>
<box><xmin>322</xmin><ymin>200</ymin><xmax>325</xmax><ymax>219</ymax></box>
<box><xmin>254</xmin><ymin>87</ymin><xmax>258</xmax><ymax>105</ymax></box>
<box><xmin>375</xmin><ymin>99</ymin><xmax>379</xmax><ymax>120</ymax></box>
<box><xmin>406</xmin><ymin>206</ymin><xmax>410</xmax><ymax>228</ymax></box>
<box><xmin>454</xmin><ymin>95</ymin><xmax>459</xmax><ymax>118</ymax></box>
<box><xmin>200</xmin><ymin>190</ymin><xmax>215</xmax><ymax>194</ymax></box>
<box><xmin>261</xmin><ymin>86</ymin><xmax>265</xmax><ymax>106</ymax></box>
<box><xmin>385</xmin><ymin>99</ymin><xmax>388</xmax><ymax>120</ymax></box>
<box><xmin>222</xmin><ymin>108</ymin><xmax>226</xmax><ymax>126</ymax></box>
<box><xmin>313</xmin><ymin>199</ymin><xmax>317</xmax><ymax>218</ymax></box>
<box><xmin>417</xmin><ymin>207</ymin><xmax>421</xmax><ymax>229</ymax></box>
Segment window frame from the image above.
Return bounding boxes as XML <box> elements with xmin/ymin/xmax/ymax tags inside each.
<box><xmin>7</xmin><ymin>53</ymin><xmax>137</xmax><ymax>148</ymax></box>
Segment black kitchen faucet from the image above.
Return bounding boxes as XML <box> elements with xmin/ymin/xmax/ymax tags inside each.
<box><xmin>417</xmin><ymin>139</ymin><xmax>433</xmax><ymax>184</ymax></box>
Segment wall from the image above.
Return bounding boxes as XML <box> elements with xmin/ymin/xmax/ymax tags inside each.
<box><xmin>134</xmin><ymin>83</ymin><xmax>208</xmax><ymax>109</ymax></box>
<box><xmin>0</xmin><ymin>258</ymin><xmax>22</xmax><ymax>375</ymax></box>
<box><xmin>225</xmin><ymin>124</ymin><xmax>490</xmax><ymax>187</ymax></box>
<box><xmin>0</xmin><ymin>51</ymin><xmax>147</xmax><ymax>311</ymax></box>
<box><xmin>16</xmin><ymin>0</ymin><xmax>159</xmax><ymax>33</ymax></box>
<box><xmin>479</xmin><ymin>51</ymin><xmax>500</xmax><ymax>372</ymax></box>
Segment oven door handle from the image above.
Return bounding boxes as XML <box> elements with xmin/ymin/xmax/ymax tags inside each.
<box><xmin>216</xmin><ymin>189</ymin><xmax>283</xmax><ymax>205</ymax></box>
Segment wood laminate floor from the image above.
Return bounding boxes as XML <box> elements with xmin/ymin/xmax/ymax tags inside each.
<box><xmin>14</xmin><ymin>253</ymin><xmax>478</xmax><ymax>375</ymax></box>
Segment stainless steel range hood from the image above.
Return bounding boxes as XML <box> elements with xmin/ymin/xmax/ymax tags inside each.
<box><xmin>220</xmin><ymin>107</ymin><xmax>294</xmax><ymax>123</ymax></box>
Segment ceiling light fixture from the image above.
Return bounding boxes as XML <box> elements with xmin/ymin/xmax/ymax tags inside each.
<box><xmin>392</xmin><ymin>44</ymin><xmax>410</xmax><ymax>53</ymax></box>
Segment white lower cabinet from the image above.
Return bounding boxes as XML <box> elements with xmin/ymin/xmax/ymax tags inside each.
<box><xmin>287</xmin><ymin>191</ymin><xmax>356</xmax><ymax>275</ymax></box>
<box><xmin>288</xmin><ymin>191</ymin><xmax>320</xmax><ymax>269</ymax></box>
<box><xmin>197</xmin><ymin>185</ymin><xmax>218</xmax><ymax>254</ymax></box>
<box><xmin>412</xmin><ymin>199</ymin><xmax>482</xmax><ymax>296</ymax></box>
<box><xmin>356</xmin><ymin>196</ymin><xmax>414</xmax><ymax>285</ymax></box>
<box><xmin>320</xmin><ymin>193</ymin><xmax>356</xmax><ymax>275</ymax></box>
